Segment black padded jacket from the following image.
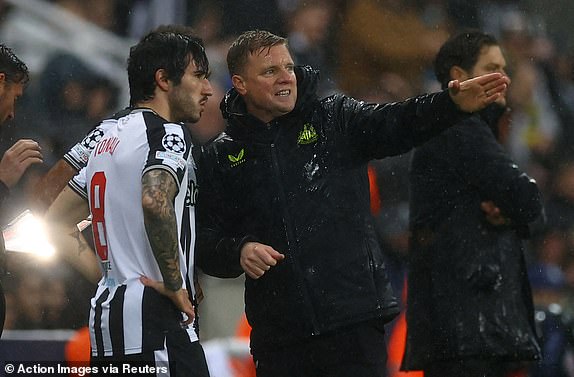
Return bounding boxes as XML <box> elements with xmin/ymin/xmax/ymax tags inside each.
<box><xmin>196</xmin><ymin>66</ymin><xmax>468</xmax><ymax>353</ymax></box>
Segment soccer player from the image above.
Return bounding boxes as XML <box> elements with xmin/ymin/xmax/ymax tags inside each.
<box><xmin>45</xmin><ymin>26</ymin><xmax>213</xmax><ymax>376</ymax></box>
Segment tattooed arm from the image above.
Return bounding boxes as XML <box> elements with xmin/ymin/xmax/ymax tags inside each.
<box><xmin>141</xmin><ymin>169</ymin><xmax>194</xmax><ymax>324</ymax></box>
<box><xmin>44</xmin><ymin>186</ymin><xmax>102</xmax><ymax>284</ymax></box>
<box><xmin>141</xmin><ymin>169</ymin><xmax>182</xmax><ymax>290</ymax></box>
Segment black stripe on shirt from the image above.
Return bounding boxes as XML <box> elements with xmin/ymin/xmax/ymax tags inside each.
<box><xmin>93</xmin><ymin>288</ymin><xmax>110</xmax><ymax>356</ymax></box>
<box><xmin>141</xmin><ymin>286</ymin><xmax>181</xmax><ymax>352</ymax></box>
<box><xmin>109</xmin><ymin>285</ymin><xmax>126</xmax><ymax>356</ymax></box>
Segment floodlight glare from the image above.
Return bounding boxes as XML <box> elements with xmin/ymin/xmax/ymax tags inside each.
<box><xmin>3</xmin><ymin>210</ymin><xmax>56</xmax><ymax>259</ymax></box>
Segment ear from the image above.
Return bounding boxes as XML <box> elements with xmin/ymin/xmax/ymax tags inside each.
<box><xmin>450</xmin><ymin>66</ymin><xmax>470</xmax><ymax>82</ymax></box>
<box><xmin>155</xmin><ymin>69</ymin><xmax>170</xmax><ymax>92</ymax></box>
<box><xmin>0</xmin><ymin>73</ymin><xmax>6</xmax><ymax>84</ymax></box>
<box><xmin>232</xmin><ymin>74</ymin><xmax>247</xmax><ymax>95</ymax></box>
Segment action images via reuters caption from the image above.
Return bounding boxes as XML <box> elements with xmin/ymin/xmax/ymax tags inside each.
<box><xmin>4</xmin><ymin>362</ymin><xmax>168</xmax><ymax>375</ymax></box>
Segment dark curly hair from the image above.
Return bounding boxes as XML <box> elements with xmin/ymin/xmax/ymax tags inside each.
<box><xmin>434</xmin><ymin>30</ymin><xmax>498</xmax><ymax>89</ymax></box>
<box><xmin>0</xmin><ymin>44</ymin><xmax>29</xmax><ymax>84</ymax></box>
<box><xmin>127</xmin><ymin>25</ymin><xmax>208</xmax><ymax>106</ymax></box>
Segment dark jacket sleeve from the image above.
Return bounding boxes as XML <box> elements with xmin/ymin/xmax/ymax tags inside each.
<box><xmin>338</xmin><ymin>90</ymin><xmax>468</xmax><ymax>161</ymax></box>
<box><xmin>453</xmin><ymin>120</ymin><xmax>542</xmax><ymax>225</ymax></box>
<box><xmin>195</xmin><ymin>147</ymin><xmax>250</xmax><ymax>278</ymax></box>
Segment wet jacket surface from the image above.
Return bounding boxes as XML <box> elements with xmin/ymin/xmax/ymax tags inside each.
<box><xmin>196</xmin><ymin>66</ymin><xmax>468</xmax><ymax>353</ymax></box>
<box><xmin>403</xmin><ymin>105</ymin><xmax>542</xmax><ymax>369</ymax></box>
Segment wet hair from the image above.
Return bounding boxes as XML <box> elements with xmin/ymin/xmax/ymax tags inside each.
<box><xmin>127</xmin><ymin>24</ymin><xmax>209</xmax><ymax>106</ymax></box>
<box><xmin>434</xmin><ymin>30</ymin><xmax>499</xmax><ymax>89</ymax></box>
<box><xmin>226</xmin><ymin>30</ymin><xmax>288</xmax><ymax>76</ymax></box>
<box><xmin>0</xmin><ymin>44</ymin><xmax>29</xmax><ymax>84</ymax></box>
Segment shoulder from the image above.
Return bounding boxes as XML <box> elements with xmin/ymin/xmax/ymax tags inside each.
<box><xmin>319</xmin><ymin>93</ymin><xmax>354</xmax><ymax>110</ymax></box>
<box><xmin>201</xmin><ymin>132</ymin><xmax>232</xmax><ymax>152</ymax></box>
<box><xmin>452</xmin><ymin>115</ymin><xmax>497</xmax><ymax>141</ymax></box>
<box><xmin>309</xmin><ymin>93</ymin><xmax>357</xmax><ymax>126</ymax></box>
<box><xmin>198</xmin><ymin>132</ymin><xmax>237</xmax><ymax>164</ymax></box>
<box><xmin>413</xmin><ymin>115</ymin><xmax>488</xmax><ymax>156</ymax></box>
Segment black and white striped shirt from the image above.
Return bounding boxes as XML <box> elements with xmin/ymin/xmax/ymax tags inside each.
<box><xmin>70</xmin><ymin>108</ymin><xmax>199</xmax><ymax>356</ymax></box>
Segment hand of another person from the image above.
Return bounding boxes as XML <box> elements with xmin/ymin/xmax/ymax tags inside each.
<box><xmin>140</xmin><ymin>276</ymin><xmax>195</xmax><ymax>326</ymax></box>
<box><xmin>481</xmin><ymin>200</ymin><xmax>511</xmax><ymax>226</ymax></box>
<box><xmin>240</xmin><ymin>242</ymin><xmax>285</xmax><ymax>279</ymax></box>
<box><xmin>0</xmin><ymin>139</ymin><xmax>43</xmax><ymax>188</ymax></box>
<box><xmin>448</xmin><ymin>73</ymin><xmax>509</xmax><ymax>113</ymax></box>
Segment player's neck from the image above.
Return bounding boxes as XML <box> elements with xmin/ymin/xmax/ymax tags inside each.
<box><xmin>134</xmin><ymin>98</ymin><xmax>171</xmax><ymax>122</ymax></box>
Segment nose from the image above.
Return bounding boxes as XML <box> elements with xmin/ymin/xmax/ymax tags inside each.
<box><xmin>499</xmin><ymin>69</ymin><xmax>510</xmax><ymax>85</ymax></box>
<box><xmin>203</xmin><ymin>78</ymin><xmax>213</xmax><ymax>97</ymax></box>
<box><xmin>278</xmin><ymin>68</ymin><xmax>295</xmax><ymax>83</ymax></box>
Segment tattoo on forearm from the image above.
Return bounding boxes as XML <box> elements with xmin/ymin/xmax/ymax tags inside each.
<box><xmin>142</xmin><ymin>169</ymin><xmax>182</xmax><ymax>291</ymax></box>
<box><xmin>69</xmin><ymin>229</ymin><xmax>88</xmax><ymax>256</ymax></box>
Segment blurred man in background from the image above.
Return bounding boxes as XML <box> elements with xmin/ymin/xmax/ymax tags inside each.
<box><xmin>0</xmin><ymin>44</ymin><xmax>43</xmax><ymax>337</ymax></box>
<box><xmin>403</xmin><ymin>30</ymin><xmax>542</xmax><ymax>377</ymax></box>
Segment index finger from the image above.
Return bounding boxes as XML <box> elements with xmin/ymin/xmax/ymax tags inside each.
<box><xmin>470</xmin><ymin>72</ymin><xmax>503</xmax><ymax>85</ymax></box>
<box><xmin>262</xmin><ymin>247</ymin><xmax>285</xmax><ymax>265</ymax></box>
<box><xmin>9</xmin><ymin>140</ymin><xmax>41</xmax><ymax>157</ymax></box>
<box><xmin>182</xmin><ymin>309</ymin><xmax>195</xmax><ymax>326</ymax></box>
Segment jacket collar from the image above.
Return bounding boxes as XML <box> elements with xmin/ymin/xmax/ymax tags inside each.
<box><xmin>478</xmin><ymin>103</ymin><xmax>508</xmax><ymax>140</ymax></box>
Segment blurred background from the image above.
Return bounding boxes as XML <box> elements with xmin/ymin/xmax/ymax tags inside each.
<box><xmin>1</xmin><ymin>0</ymin><xmax>574</xmax><ymax>376</ymax></box>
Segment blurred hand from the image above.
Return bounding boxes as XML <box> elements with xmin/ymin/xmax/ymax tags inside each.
<box><xmin>140</xmin><ymin>275</ymin><xmax>195</xmax><ymax>326</ymax></box>
<box><xmin>0</xmin><ymin>139</ymin><xmax>43</xmax><ymax>188</ymax></box>
<box><xmin>481</xmin><ymin>200</ymin><xmax>511</xmax><ymax>226</ymax></box>
<box><xmin>448</xmin><ymin>73</ymin><xmax>510</xmax><ymax>113</ymax></box>
<box><xmin>240</xmin><ymin>242</ymin><xmax>285</xmax><ymax>279</ymax></box>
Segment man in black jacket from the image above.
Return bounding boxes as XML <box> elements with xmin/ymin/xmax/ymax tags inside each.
<box><xmin>402</xmin><ymin>31</ymin><xmax>542</xmax><ymax>377</ymax></box>
<box><xmin>196</xmin><ymin>30</ymin><xmax>509</xmax><ymax>377</ymax></box>
<box><xmin>0</xmin><ymin>44</ymin><xmax>43</xmax><ymax>337</ymax></box>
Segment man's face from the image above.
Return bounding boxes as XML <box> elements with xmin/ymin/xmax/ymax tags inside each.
<box><xmin>0</xmin><ymin>74</ymin><xmax>24</xmax><ymax>125</ymax></box>
<box><xmin>469</xmin><ymin>45</ymin><xmax>510</xmax><ymax>106</ymax></box>
<box><xmin>169</xmin><ymin>59</ymin><xmax>213</xmax><ymax>124</ymax></box>
<box><xmin>233</xmin><ymin>44</ymin><xmax>297</xmax><ymax>123</ymax></box>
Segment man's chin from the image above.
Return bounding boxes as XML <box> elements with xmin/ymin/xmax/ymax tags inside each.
<box><xmin>182</xmin><ymin>115</ymin><xmax>201</xmax><ymax>125</ymax></box>
<box><xmin>278</xmin><ymin>104</ymin><xmax>295</xmax><ymax>116</ymax></box>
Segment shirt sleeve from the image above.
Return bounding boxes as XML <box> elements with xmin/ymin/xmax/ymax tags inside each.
<box><xmin>63</xmin><ymin>120</ymin><xmax>115</xmax><ymax>171</ymax></box>
<box><xmin>68</xmin><ymin>166</ymin><xmax>88</xmax><ymax>199</ymax></box>
<box><xmin>143</xmin><ymin>122</ymin><xmax>192</xmax><ymax>189</ymax></box>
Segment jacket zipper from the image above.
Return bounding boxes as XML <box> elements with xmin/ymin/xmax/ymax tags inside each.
<box><xmin>270</xmin><ymin>141</ymin><xmax>321</xmax><ymax>335</ymax></box>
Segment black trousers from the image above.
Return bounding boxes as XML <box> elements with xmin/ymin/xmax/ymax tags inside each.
<box><xmin>424</xmin><ymin>358</ymin><xmax>516</xmax><ymax>377</ymax></box>
<box><xmin>91</xmin><ymin>333</ymin><xmax>210</xmax><ymax>377</ymax></box>
<box><xmin>253</xmin><ymin>320</ymin><xmax>388</xmax><ymax>377</ymax></box>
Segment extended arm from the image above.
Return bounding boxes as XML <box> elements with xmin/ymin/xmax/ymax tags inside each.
<box><xmin>30</xmin><ymin>159</ymin><xmax>77</xmax><ymax>214</ymax></box>
<box><xmin>337</xmin><ymin>72</ymin><xmax>509</xmax><ymax>161</ymax></box>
